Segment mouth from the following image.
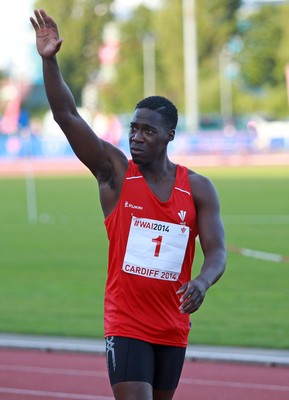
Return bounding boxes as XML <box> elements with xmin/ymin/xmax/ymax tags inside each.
<box><xmin>130</xmin><ymin>146</ymin><xmax>144</xmax><ymax>156</ymax></box>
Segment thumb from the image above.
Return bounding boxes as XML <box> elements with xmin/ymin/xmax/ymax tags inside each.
<box><xmin>55</xmin><ymin>38</ymin><xmax>64</xmax><ymax>53</ymax></box>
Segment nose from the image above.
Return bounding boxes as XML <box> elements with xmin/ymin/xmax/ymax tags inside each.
<box><xmin>131</xmin><ymin>129</ymin><xmax>144</xmax><ymax>142</ymax></box>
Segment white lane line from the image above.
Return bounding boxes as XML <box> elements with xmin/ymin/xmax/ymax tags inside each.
<box><xmin>180</xmin><ymin>378</ymin><xmax>289</xmax><ymax>392</ymax></box>
<box><xmin>0</xmin><ymin>364</ymin><xmax>106</xmax><ymax>377</ymax></box>
<box><xmin>0</xmin><ymin>388</ymin><xmax>113</xmax><ymax>399</ymax></box>
<box><xmin>1</xmin><ymin>377</ymin><xmax>289</xmax><ymax>399</ymax></box>
<box><xmin>227</xmin><ymin>244</ymin><xmax>289</xmax><ymax>263</ymax></box>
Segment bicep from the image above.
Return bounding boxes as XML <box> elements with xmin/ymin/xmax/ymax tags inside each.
<box><xmin>192</xmin><ymin>175</ymin><xmax>225</xmax><ymax>255</ymax></box>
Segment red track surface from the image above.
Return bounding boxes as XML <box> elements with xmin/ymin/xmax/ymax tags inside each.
<box><xmin>0</xmin><ymin>349</ymin><xmax>288</xmax><ymax>400</ymax></box>
<box><xmin>1</xmin><ymin>152</ymin><xmax>289</xmax><ymax>178</ymax></box>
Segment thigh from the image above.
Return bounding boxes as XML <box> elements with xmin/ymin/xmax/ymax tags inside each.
<box><xmin>153</xmin><ymin>344</ymin><xmax>186</xmax><ymax>391</ymax></box>
<box><xmin>106</xmin><ymin>336</ymin><xmax>155</xmax><ymax>386</ymax></box>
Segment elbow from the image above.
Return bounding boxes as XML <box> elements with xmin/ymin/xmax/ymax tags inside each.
<box><xmin>52</xmin><ymin>110</ymin><xmax>74</xmax><ymax>130</ymax></box>
<box><xmin>53</xmin><ymin>111</ymin><xmax>67</xmax><ymax>126</ymax></box>
<box><xmin>219</xmin><ymin>247</ymin><xmax>227</xmax><ymax>275</ymax></box>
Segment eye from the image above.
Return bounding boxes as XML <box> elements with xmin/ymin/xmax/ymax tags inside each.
<box><xmin>144</xmin><ymin>127</ymin><xmax>154</xmax><ymax>135</ymax></box>
<box><xmin>129</xmin><ymin>125</ymin><xmax>137</xmax><ymax>134</ymax></box>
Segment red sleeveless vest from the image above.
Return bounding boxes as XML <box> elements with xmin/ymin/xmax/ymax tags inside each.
<box><xmin>104</xmin><ymin>160</ymin><xmax>198</xmax><ymax>347</ymax></box>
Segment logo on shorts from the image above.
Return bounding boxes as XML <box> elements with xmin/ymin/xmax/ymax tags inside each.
<box><xmin>106</xmin><ymin>336</ymin><xmax>116</xmax><ymax>372</ymax></box>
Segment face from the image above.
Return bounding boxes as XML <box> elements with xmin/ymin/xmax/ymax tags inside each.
<box><xmin>129</xmin><ymin>108</ymin><xmax>173</xmax><ymax>165</ymax></box>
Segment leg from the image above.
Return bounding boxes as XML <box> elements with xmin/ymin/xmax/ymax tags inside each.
<box><xmin>112</xmin><ymin>381</ymin><xmax>153</xmax><ymax>400</ymax></box>
<box><xmin>153</xmin><ymin>388</ymin><xmax>175</xmax><ymax>400</ymax></box>
<box><xmin>106</xmin><ymin>337</ymin><xmax>155</xmax><ymax>400</ymax></box>
<box><xmin>152</xmin><ymin>344</ymin><xmax>186</xmax><ymax>400</ymax></box>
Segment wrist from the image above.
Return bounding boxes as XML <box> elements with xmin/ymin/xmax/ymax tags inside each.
<box><xmin>195</xmin><ymin>275</ymin><xmax>210</xmax><ymax>291</ymax></box>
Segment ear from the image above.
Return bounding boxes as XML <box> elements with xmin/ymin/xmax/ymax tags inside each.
<box><xmin>168</xmin><ymin>129</ymin><xmax>175</xmax><ymax>142</ymax></box>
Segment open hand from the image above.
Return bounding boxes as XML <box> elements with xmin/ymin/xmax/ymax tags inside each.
<box><xmin>30</xmin><ymin>9</ymin><xmax>63</xmax><ymax>58</ymax></box>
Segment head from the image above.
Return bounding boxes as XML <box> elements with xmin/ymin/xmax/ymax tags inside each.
<box><xmin>135</xmin><ymin>96</ymin><xmax>178</xmax><ymax>133</ymax></box>
<box><xmin>129</xmin><ymin>96</ymin><xmax>178</xmax><ymax>165</ymax></box>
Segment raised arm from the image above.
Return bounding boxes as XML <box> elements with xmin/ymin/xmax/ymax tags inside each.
<box><xmin>30</xmin><ymin>9</ymin><xmax>128</xmax><ymax>215</ymax></box>
<box><xmin>177</xmin><ymin>173</ymin><xmax>226</xmax><ymax>314</ymax></box>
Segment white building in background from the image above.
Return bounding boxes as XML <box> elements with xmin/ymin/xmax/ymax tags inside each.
<box><xmin>248</xmin><ymin>118</ymin><xmax>289</xmax><ymax>151</ymax></box>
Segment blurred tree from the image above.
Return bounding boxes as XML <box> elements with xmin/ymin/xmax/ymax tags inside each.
<box><xmin>233</xmin><ymin>4</ymin><xmax>289</xmax><ymax>117</ymax></box>
<box><xmin>99</xmin><ymin>5</ymin><xmax>154</xmax><ymax>113</ymax></box>
<box><xmin>238</xmin><ymin>6</ymin><xmax>282</xmax><ymax>88</ymax></box>
<box><xmin>34</xmin><ymin>0</ymin><xmax>113</xmax><ymax>105</ymax></box>
<box><xmin>152</xmin><ymin>0</ymin><xmax>184</xmax><ymax>110</ymax></box>
<box><xmin>274</xmin><ymin>5</ymin><xmax>289</xmax><ymax>83</ymax></box>
<box><xmin>197</xmin><ymin>0</ymin><xmax>241</xmax><ymax>61</ymax></box>
<box><xmin>196</xmin><ymin>0</ymin><xmax>241</xmax><ymax>114</ymax></box>
<box><xmin>102</xmin><ymin>0</ymin><xmax>241</xmax><ymax>115</ymax></box>
<box><xmin>153</xmin><ymin>0</ymin><xmax>241</xmax><ymax>114</ymax></box>
<box><xmin>32</xmin><ymin>1</ymin><xmax>289</xmax><ymax>118</ymax></box>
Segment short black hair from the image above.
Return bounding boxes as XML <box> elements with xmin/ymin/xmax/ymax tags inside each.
<box><xmin>135</xmin><ymin>96</ymin><xmax>178</xmax><ymax>131</ymax></box>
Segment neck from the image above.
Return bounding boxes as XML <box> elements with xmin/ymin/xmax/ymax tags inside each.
<box><xmin>137</xmin><ymin>157</ymin><xmax>176</xmax><ymax>182</ymax></box>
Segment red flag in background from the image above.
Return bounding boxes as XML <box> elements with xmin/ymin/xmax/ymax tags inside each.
<box><xmin>0</xmin><ymin>84</ymin><xmax>21</xmax><ymax>134</ymax></box>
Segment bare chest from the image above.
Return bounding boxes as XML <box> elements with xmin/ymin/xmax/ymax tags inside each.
<box><xmin>146</xmin><ymin>178</ymin><xmax>175</xmax><ymax>202</ymax></box>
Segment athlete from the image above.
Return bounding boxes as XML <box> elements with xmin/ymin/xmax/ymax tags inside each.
<box><xmin>30</xmin><ymin>9</ymin><xmax>226</xmax><ymax>400</ymax></box>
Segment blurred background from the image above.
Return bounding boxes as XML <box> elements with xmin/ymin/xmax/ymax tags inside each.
<box><xmin>1</xmin><ymin>0</ymin><xmax>289</xmax><ymax>157</ymax></box>
<box><xmin>0</xmin><ymin>0</ymin><xmax>289</xmax><ymax>348</ymax></box>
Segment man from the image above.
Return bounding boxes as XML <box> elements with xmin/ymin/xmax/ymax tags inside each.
<box><xmin>30</xmin><ymin>9</ymin><xmax>226</xmax><ymax>400</ymax></box>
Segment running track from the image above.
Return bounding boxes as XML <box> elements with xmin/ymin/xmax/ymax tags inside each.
<box><xmin>1</xmin><ymin>152</ymin><xmax>289</xmax><ymax>178</ymax></box>
<box><xmin>0</xmin><ymin>349</ymin><xmax>289</xmax><ymax>400</ymax></box>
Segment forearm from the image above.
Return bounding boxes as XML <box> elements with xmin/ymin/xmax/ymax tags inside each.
<box><xmin>42</xmin><ymin>56</ymin><xmax>77</xmax><ymax>121</ymax></box>
<box><xmin>195</xmin><ymin>247</ymin><xmax>226</xmax><ymax>290</ymax></box>
<box><xmin>41</xmin><ymin>55</ymin><xmax>103</xmax><ymax>171</ymax></box>
<box><xmin>177</xmin><ymin>246</ymin><xmax>226</xmax><ymax>315</ymax></box>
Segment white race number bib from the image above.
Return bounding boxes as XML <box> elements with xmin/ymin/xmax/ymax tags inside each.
<box><xmin>122</xmin><ymin>217</ymin><xmax>190</xmax><ymax>281</ymax></box>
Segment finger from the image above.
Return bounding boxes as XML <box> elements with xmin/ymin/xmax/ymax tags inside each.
<box><xmin>180</xmin><ymin>288</ymin><xmax>194</xmax><ymax>302</ymax></box>
<box><xmin>179</xmin><ymin>289</ymin><xmax>201</xmax><ymax>310</ymax></box>
<box><xmin>46</xmin><ymin>16</ymin><xmax>57</xmax><ymax>28</ymax></box>
<box><xmin>46</xmin><ymin>16</ymin><xmax>60</xmax><ymax>36</ymax></box>
<box><xmin>180</xmin><ymin>303</ymin><xmax>198</xmax><ymax>314</ymax></box>
<box><xmin>30</xmin><ymin>17</ymin><xmax>39</xmax><ymax>31</ymax></box>
<box><xmin>40</xmin><ymin>10</ymin><xmax>53</xmax><ymax>28</ymax></box>
<box><xmin>39</xmin><ymin>9</ymin><xmax>49</xmax><ymax>22</ymax></box>
<box><xmin>179</xmin><ymin>297</ymin><xmax>200</xmax><ymax>314</ymax></box>
<box><xmin>38</xmin><ymin>10</ymin><xmax>60</xmax><ymax>38</ymax></box>
<box><xmin>179</xmin><ymin>301</ymin><xmax>193</xmax><ymax>314</ymax></box>
<box><xmin>176</xmin><ymin>283</ymin><xmax>187</xmax><ymax>295</ymax></box>
<box><xmin>34</xmin><ymin>9</ymin><xmax>45</xmax><ymax>28</ymax></box>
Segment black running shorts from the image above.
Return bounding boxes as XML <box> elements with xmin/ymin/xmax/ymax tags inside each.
<box><xmin>105</xmin><ymin>336</ymin><xmax>186</xmax><ymax>390</ymax></box>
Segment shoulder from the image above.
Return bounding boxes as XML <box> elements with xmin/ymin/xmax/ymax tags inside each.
<box><xmin>187</xmin><ymin>168</ymin><xmax>215</xmax><ymax>190</ymax></box>
<box><xmin>187</xmin><ymin>169</ymin><xmax>220</xmax><ymax>209</ymax></box>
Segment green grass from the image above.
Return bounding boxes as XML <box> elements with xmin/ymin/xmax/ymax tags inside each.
<box><xmin>1</xmin><ymin>176</ymin><xmax>106</xmax><ymax>337</ymax></box>
<box><xmin>0</xmin><ymin>165</ymin><xmax>289</xmax><ymax>349</ymax></box>
<box><xmin>189</xmin><ymin>165</ymin><xmax>289</xmax><ymax>348</ymax></box>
